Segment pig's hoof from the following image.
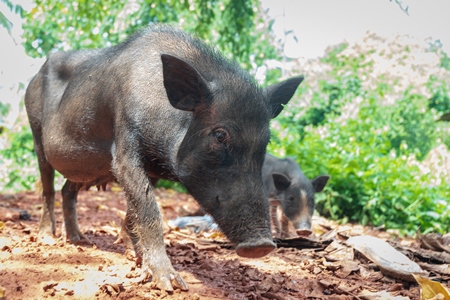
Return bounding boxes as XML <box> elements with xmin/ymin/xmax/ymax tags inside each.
<box><xmin>296</xmin><ymin>229</ymin><xmax>312</xmax><ymax>236</ymax></box>
<box><xmin>155</xmin><ymin>273</ymin><xmax>189</xmax><ymax>292</ymax></box>
<box><xmin>66</xmin><ymin>231</ymin><xmax>92</xmax><ymax>245</ymax></box>
<box><xmin>235</xmin><ymin>239</ymin><xmax>276</xmax><ymax>258</ymax></box>
<box><xmin>72</xmin><ymin>238</ymin><xmax>93</xmax><ymax>246</ymax></box>
<box><xmin>134</xmin><ymin>269</ymin><xmax>151</xmax><ymax>284</ymax></box>
<box><xmin>135</xmin><ymin>267</ymin><xmax>189</xmax><ymax>292</ymax></box>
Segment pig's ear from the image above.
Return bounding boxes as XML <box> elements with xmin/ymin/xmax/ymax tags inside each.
<box><xmin>161</xmin><ymin>54</ymin><xmax>210</xmax><ymax>112</ymax></box>
<box><xmin>266</xmin><ymin>76</ymin><xmax>304</xmax><ymax>118</ymax></box>
<box><xmin>272</xmin><ymin>173</ymin><xmax>291</xmax><ymax>191</ymax></box>
<box><xmin>311</xmin><ymin>175</ymin><xmax>330</xmax><ymax>193</ymax></box>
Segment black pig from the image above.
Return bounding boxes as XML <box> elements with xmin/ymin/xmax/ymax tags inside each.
<box><xmin>263</xmin><ymin>154</ymin><xmax>329</xmax><ymax>238</ymax></box>
<box><xmin>25</xmin><ymin>25</ymin><xmax>303</xmax><ymax>291</ymax></box>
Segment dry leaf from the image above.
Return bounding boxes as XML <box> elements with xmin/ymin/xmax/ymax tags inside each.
<box><xmin>100</xmin><ymin>225</ymin><xmax>119</xmax><ymax>236</ymax></box>
<box><xmin>337</xmin><ymin>260</ymin><xmax>360</xmax><ymax>278</ymax></box>
<box><xmin>346</xmin><ymin>235</ymin><xmax>427</xmax><ymax>281</ymax></box>
<box><xmin>418</xmin><ymin>232</ymin><xmax>450</xmax><ymax>254</ymax></box>
<box><xmin>324</xmin><ymin>240</ymin><xmax>354</xmax><ymax>261</ymax></box>
<box><xmin>442</xmin><ymin>234</ymin><xmax>450</xmax><ymax>246</ymax></box>
<box><xmin>315</xmin><ymin>227</ymin><xmax>337</xmax><ymax>241</ymax></box>
<box><xmin>96</xmin><ymin>204</ymin><xmax>109</xmax><ymax>210</ymax></box>
<box><xmin>116</xmin><ymin>209</ymin><xmax>126</xmax><ymax>220</ymax></box>
<box><xmin>412</xmin><ymin>274</ymin><xmax>450</xmax><ymax>300</ymax></box>
<box><xmin>110</xmin><ymin>186</ymin><xmax>122</xmax><ymax>192</ymax></box>
<box><xmin>203</xmin><ymin>231</ymin><xmax>226</xmax><ymax>239</ymax></box>
<box><xmin>418</xmin><ymin>263</ymin><xmax>450</xmax><ymax>276</ymax></box>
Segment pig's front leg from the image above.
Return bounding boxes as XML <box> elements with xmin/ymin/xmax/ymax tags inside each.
<box><xmin>280</xmin><ymin>213</ymin><xmax>291</xmax><ymax>238</ymax></box>
<box><xmin>113</xmin><ymin>146</ymin><xmax>188</xmax><ymax>292</ymax></box>
<box><xmin>269</xmin><ymin>198</ymin><xmax>283</xmax><ymax>238</ymax></box>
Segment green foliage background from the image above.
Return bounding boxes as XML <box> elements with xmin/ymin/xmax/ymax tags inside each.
<box><xmin>1</xmin><ymin>1</ymin><xmax>449</xmax><ymax>235</ymax></box>
<box><xmin>268</xmin><ymin>38</ymin><xmax>450</xmax><ymax>235</ymax></box>
<box><xmin>22</xmin><ymin>0</ymin><xmax>277</xmax><ymax>71</ymax></box>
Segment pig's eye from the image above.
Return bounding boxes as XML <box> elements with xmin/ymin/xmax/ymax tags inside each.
<box><xmin>288</xmin><ymin>196</ymin><xmax>295</xmax><ymax>202</ymax></box>
<box><xmin>213</xmin><ymin>128</ymin><xmax>229</xmax><ymax>144</ymax></box>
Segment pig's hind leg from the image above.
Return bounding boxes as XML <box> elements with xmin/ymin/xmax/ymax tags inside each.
<box><xmin>61</xmin><ymin>180</ymin><xmax>90</xmax><ymax>244</ymax></box>
<box><xmin>35</xmin><ymin>142</ymin><xmax>57</xmax><ymax>241</ymax></box>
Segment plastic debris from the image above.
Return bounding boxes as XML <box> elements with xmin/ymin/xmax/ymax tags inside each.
<box><xmin>168</xmin><ymin>215</ymin><xmax>218</xmax><ymax>233</ymax></box>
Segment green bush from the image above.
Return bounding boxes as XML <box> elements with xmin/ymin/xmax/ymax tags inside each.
<box><xmin>426</xmin><ymin>75</ymin><xmax>450</xmax><ymax>149</ymax></box>
<box><xmin>155</xmin><ymin>179</ymin><xmax>187</xmax><ymax>193</ymax></box>
<box><xmin>386</xmin><ymin>91</ymin><xmax>437</xmax><ymax>160</ymax></box>
<box><xmin>269</xmin><ymin>39</ymin><xmax>450</xmax><ymax>235</ymax></box>
<box><xmin>0</xmin><ymin>125</ymin><xmax>38</xmax><ymax>191</ymax></box>
<box><xmin>270</xmin><ymin>93</ymin><xmax>449</xmax><ymax>235</ymax></box>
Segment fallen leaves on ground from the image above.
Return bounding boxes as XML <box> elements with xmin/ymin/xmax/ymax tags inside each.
<box><xmin>0</xmin><ymin>188</ymin><xmax>449</xmax><ymax>299</ymax></box>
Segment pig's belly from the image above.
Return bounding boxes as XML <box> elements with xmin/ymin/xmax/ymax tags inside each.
<box><xmin>44</xmin><ymin>138</ymin><xmax>114</xmax><ymax>184</ymax></box>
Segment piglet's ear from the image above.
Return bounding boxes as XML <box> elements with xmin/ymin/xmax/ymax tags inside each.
<box><xmin>272</xmin><ymin>173</ymin><xmax>291</xmax><ymax>191</ymax></box>
<box><xmin>311</xmin><ymin>175</ymin><xmax>330</xmax><ymax>193</ymax></box>
<box><xmin>266</xmin><ymin>75</ymin><xmax>304</xmax><ymax>118</ymax></box>
<box><xmin>161</xmin><ymin>54</ymin><xmax>210</xmax><ymax>112</ymax></box>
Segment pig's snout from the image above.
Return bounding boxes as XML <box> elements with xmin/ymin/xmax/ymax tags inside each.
<box><xmin>296</xmin><ymin>229</ymin><xmax>312</xmax><ymax>236</ymax></box>
<box><xmin>235</xmin><ymin>238</ymin><xmax>276</xmax><ymax>258</ymax></box>
<box><xmin>294</xmin><ymin>221</ymin><xmax>312</xmax><ymax>236</ymax></box>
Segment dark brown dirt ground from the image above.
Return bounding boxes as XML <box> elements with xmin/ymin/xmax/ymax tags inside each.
<box><xmin>0</xmin><ymin>187</ymin><xmax>445</xmax><ymax>299</ymax></box>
